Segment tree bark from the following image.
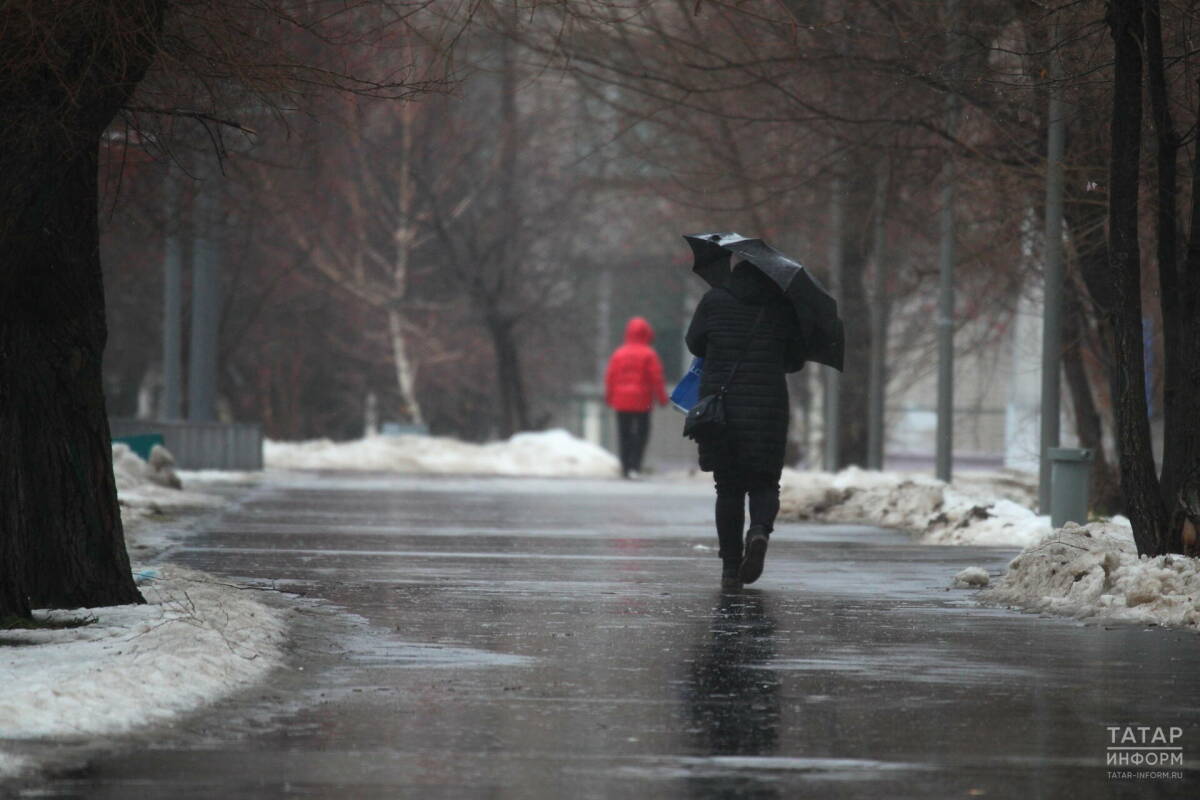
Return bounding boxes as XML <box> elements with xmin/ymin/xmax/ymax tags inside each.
<box><xmin>1172</xmin><ymin>84</ymin><xmax>1200</xmax><ymax>544</ymax></box>
<box><xmin>837</xmin><ymin>173</ymin><xmax>872</xmax><ymax>468</ymax></box>
<box><xmin>487</xmin><ymin>316</ymin><xmax>529</xmax><ymax>438</ymax></box>
<box><xmin>389</xmin><ymin>101</ymin><xmax>425</xmax><ymax>428</ymax></box>
<box><xmin>387</xmin><ymin>307</ymin><xmax>424</xmax><ymax>427</ymax></box>
<box><xmin>0</xmin><ymin>1</ymin><xmax>166</xmax><ymax>617</ymax></box>
<box><xmin>1145</xmin><ymin>0</ymin><xmax>1200</xmax><ymax>552</ymax></box>
<box><xmin>1106</xmin><ymin>0</ymin><xmax>1168</xmax><ymax>555</ymax></box>
<box><xmin>1</xmin><ymin>139</ymin><xmax>146</xmax><ymax>611</ymax></box>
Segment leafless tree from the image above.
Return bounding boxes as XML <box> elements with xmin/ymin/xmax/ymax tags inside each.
<box><xmin>0</xmin><ymin>0</ymin><xmax>457</xmax><ymax>620</ymax></box>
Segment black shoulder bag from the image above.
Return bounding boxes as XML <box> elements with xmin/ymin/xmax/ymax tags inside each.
<box><xmin>683</xmin><ymin>305</ymin><xmax>767</xmax><ymax>444</ymax></box>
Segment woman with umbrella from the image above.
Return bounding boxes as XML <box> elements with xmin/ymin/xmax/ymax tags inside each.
<box><xmin>683</xmin><ymin>234</ymin><xmax>842</xmax><ymax>589</ymax></box>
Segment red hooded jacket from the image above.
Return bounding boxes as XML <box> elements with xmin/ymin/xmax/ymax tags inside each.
<box><xmin>605</xmin><ymin>317</ymin><xmax>669</xmax><ymax>412</ymax></box>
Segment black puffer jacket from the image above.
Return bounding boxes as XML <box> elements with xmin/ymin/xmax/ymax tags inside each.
<box><xmin>685</xmin><ymin>262</ymin><xmax>807</xmax><ymax>476</ymax></box>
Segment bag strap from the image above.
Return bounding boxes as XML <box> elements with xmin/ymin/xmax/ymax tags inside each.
<box><xmin>719</xmin><ymin>305</ymin><xmax>768</xmax><ymax>394</ymax></box>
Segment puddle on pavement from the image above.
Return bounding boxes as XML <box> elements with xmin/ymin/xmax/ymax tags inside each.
<box><xmin>766</xmin><ymin>647</ymin><xmax>1037</xmax><ymax>685</ymax></box>
<box><xmin>344</xmin><ymin>639</ymin><xmax>534</xmax><ymax>669</ymax></box>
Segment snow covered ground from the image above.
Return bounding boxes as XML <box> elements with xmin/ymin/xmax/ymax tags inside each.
<box><xmin>265</xmin><ymin>429</ymin><xmax>620</xmax><ymax>478</ymax></box>
<box><xmin>778</xmin><ymin>466</ymin><xmax>1050</xmax><ymax>548</ymax></box>
<box><xmin>0</xmin><ymin>448</ymin><xmax>286</xmax><ymax>782</ymax></box>
<box><xmin>0</xmin><ymin>565</ymin><xmax>287</xmax><ymax>741</ymax></box>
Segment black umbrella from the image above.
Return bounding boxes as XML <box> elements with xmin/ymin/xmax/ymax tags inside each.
<box><xmin>683</xmin><ymin>232</ymin><xmax>845</xmax><ymax>371</ymax></box>
<box><xmin>684</xmin><ymin>232</ymin><xmax>737</xmax><ymax>287</ymax></box>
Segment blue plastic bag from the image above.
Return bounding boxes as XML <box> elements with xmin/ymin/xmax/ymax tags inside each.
<box><xmin>670</xmin><ymin>357</ymin><xmax>704</xmax><ymax>413</ymax></box>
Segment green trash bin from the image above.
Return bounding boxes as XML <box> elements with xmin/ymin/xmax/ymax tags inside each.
<box><xmin>1048</xmin><ymin>447</ymin><xmax>1093</xmax><ymax>528</ymax></box>
<box><xmin>112</xmin><ymin>433</ymin><xmax>165</xmax><ymax>461</ymax></box>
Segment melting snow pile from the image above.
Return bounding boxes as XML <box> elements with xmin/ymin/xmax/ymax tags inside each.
<box><xmin>953</xmin><ymin>567</ymin><xmax>991</xmax><ymax>588</ymax></box>
<box><xmin>113</xmin><ymin>442</ymin><xmax>182</xmax><ymax>491</ymax></box>
<box><xmin>778</xmin><ymin>466</ymin><xmax>1049</xmax><ymax>548</ymax></box>
<box><xmin>983</xmin><ymin>521</ymin><xmax>1200</xmax><ymax>630</ymax></box>
<box><xmin>112</xmin><ymin>444</ymin><xmax>225</xmax><ymax>552</ymax></box>
<box><xmin>114</xmin><ymin>443</ymin><xmax>225</xmax><ymax>517</ymax></box>
<box><xmin>265</xmin><ymin>429</ymin><xmax>620</xmax><ymax>478</ymax></box>
<box><xmin>0</xmin><ymin>566</ymin><xmax>287</xmax><ymax>778</ymax></box>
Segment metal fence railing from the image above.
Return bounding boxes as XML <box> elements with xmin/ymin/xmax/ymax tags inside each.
<box><xmin>110</xmin><ymin>419</ymin><xmax>263</xmax><ymax>471</ymax></box>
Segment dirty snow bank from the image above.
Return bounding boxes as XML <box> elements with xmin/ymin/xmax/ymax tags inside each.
<box><xmin>0</xmin><ymin>566</ymin><xmax>287</xmax><ymax>778</ymax></box>
<box><xmin>953</xmin><ymin>567</ymin><xmax>991</xmax><ymax>588</ymax></box>
<box><xmin>778</xmin><ymin>466</ymin><xmax>1049</xmax><ymax>548</ymax></box>
<box><xmin>114</xmin><ymin>443</ymin><xmax>225</xmax><ymax>518</ymax></box>
<box><xmin>113</xmin><ymin>444</ymin><xmax>227</xmax><ymax>557</ymax></box>
<box><xmin>0</xmin><ymin>447</ymin><xmax>279</xmax><ymax>781</ymax></box>
<box><xmin>981</xmin><ymin>521</ymin><xmax>1200</xmax><ymax>630</ymax></box>
<box><xmin>112</xmin><ymin>442</ymin><xmax>182</xmax><ymax>491</ymax></box>
<box><xmin>265</xmin><ymin>429</ymin><xmax>620</xmax><ymax>478</ymax></box>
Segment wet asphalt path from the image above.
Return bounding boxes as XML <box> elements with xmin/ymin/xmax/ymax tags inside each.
<box><xmin>26</xmin><ymin>473</ymin><xmax>1200</xmax><ymax>799</ymax></box>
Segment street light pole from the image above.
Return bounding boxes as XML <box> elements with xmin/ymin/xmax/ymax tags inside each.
<box><xmin>188</xmin><ymin>164</ymin><xmax>220</xmax><ymax>423</ymax></box>
<box><xmin>867</xmin><ymin>161</ymin><xmax>890</xmax><ymax>470</ymax></box>
<box><xmin>936</xmin><ymin>0</ymin><xmax>960</xmax><ymax>483</ymax></box>
<box><xmin>160</xmin><ymin>164</ymin><xmax>183</xmax><ymax>420</ymax></box>
<box><xmin>1038</xmin><ymin>34</ymin><xmax>1066</xmax><ymax>512</ymax></box>
<box><xmin>824</xmin><ymin>170</ymin><xmax>845</xmax><ymax>471</ymax></box>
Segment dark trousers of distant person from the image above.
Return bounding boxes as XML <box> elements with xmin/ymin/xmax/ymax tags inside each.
<box><xmin>713</xmin><ymin>470</ymin><xmax>780</xmax><ymax>566</ymax></box>
<box><xmin>616</xmin><ymin>411</ymin><xmax>651</xmax><ymax>477</ymax></box>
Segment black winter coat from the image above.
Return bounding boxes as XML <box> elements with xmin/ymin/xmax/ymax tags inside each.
<box><xmin>685</xmin><ymin>263</ymin><xmax>807</xmax><ymax>476</ymax></box>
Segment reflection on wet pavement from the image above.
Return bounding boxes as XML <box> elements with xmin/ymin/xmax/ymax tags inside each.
<box><xmin>24</xmin><ymin>473</ymin><xmax>1200</xmax><ymax>799</ymax></box>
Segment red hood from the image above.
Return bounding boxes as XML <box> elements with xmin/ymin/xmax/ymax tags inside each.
<box><xmin>624</xmin><ymin>317</ymin><xmax>654</xmax><ymax>345</ymax></box>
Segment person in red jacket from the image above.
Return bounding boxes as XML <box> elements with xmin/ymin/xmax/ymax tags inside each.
<box><xmin>605</xmin><ymin>316</ymin><xmax>669</xmax><ymax>478</ymax></box>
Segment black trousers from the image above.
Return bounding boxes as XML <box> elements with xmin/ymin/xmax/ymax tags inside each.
<box><xmin>713</xmin><ymin>470</ymin><xmax>781</xmax><ymax>564</ymax></box>
<box><xmin>616</xmin><ymin>411</ymin><xmax>651</xmax><ymax>475</ymax></box>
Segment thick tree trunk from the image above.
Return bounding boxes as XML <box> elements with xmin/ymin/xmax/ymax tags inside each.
<box><xmin>1172</xmin><ymin>89</ymin><xmax>1200</xmax><ymax>545</ymax></box>
<box><xmin>0</xmin><ymin>1</ymin><xmax>166</xmax><ymax>617</ymax></box>
<box><xmin>1146</xmin><ymin>0</ymin><xmax>1200</xmax><ymax>551</ymax></box>
<box><xmin>1106</xmin><ymin>0</ymin><xmax>1168</xmax><ymax>556</ymax></box>
<box><xmin>1</xmin><ymin>142</ymin><xmax>144</xmax><ymax>611</ymax></box>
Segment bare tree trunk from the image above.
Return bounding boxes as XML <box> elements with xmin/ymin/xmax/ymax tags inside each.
<box><xmin>507</xmin><ymin>333</ymin><xmax>531</xmax><ymax>432</ymax></box>
<box><xmin>1171</xmin><ymin>87</ymin><xmax>1200</xmax><ymax>546</ymax></box>
<box><xmin>1106</xmin><ymin>0</ymin><xmax>1167</xmax><ymax>555</ymax></box>
<box><xmin>832</xmin><ymin>170</ymin><xmax>873</xmax><ymax>468</ymax></box>
<box><xmin>1</xmin><ymin>140</ymin><xmax>145</xmax><ymax>613</ymax></box>
<box><xmin>1145</xmin><ymin>0</ymin><xmax>1195</xmax><ymax>551</ymax></box>
<box><xmin>484</xmin><ymin>20</ymin><xmax>528</xmax><ymax>440</ymax></box>
<box><xmin>0</xmin><ymin>1</ymin><xmax>165</xmax><ymax>618</ymax></box>
<box><xmin>387</xmin><ymin>307</ymin><xmax>424</xmax><ymax>427</ymax></box>
<box><xmin>487</xmin><ymin>316</ymin><xmax>529</xmax><ymax>438</ymax></box>
<box><xmin>386</xmin><ymin>101</ymin><xmax>425</xmax><ymax>428</ymax></box>
<box><xmin>1062</xmin><ymin>287</ymin><xmax>1121</xmax><ymax>515</ymax></box>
